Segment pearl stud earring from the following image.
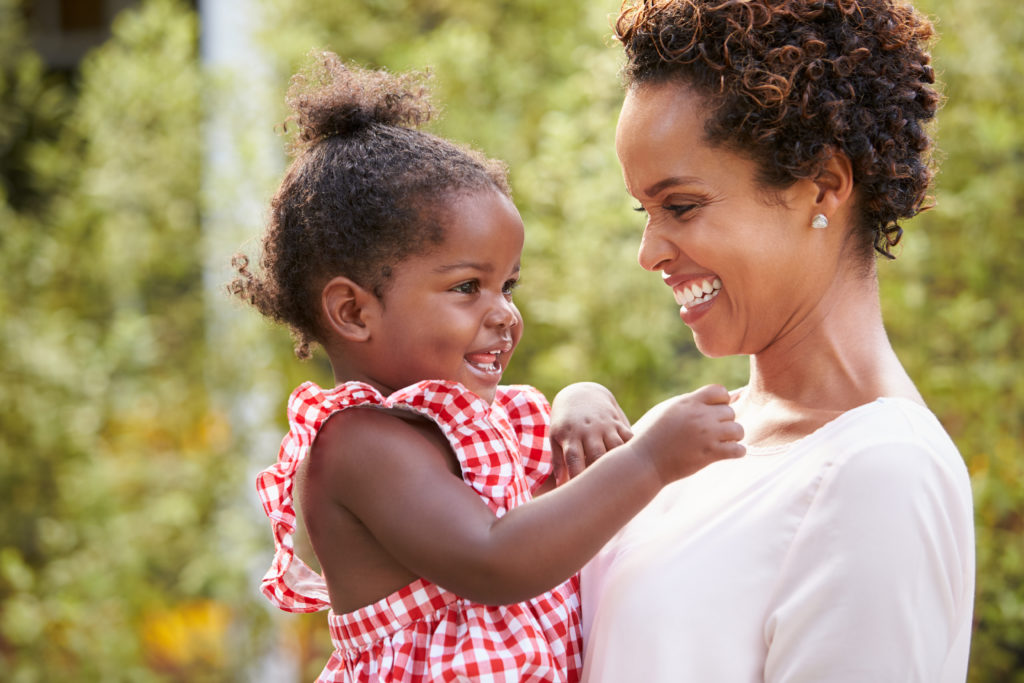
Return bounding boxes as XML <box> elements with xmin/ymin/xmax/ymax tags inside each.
<box><xmin>811</xmin><ymin>214</ymin><xmax>829</xmax><ymax>229</ymax></box>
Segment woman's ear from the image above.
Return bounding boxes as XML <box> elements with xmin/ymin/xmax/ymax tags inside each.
<box><xmin>812</xmin><ymin>151</ymin><xmax>855</xmax><ymax>216</ymax></box>
<box><xmin>321</xmin><ymin>276</ymin><xmax>379</xmax><ymax>343</ymax></box>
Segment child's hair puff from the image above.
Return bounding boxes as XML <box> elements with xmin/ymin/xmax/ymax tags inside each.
<box><xmin>284</xmin><ymin>52</ymin><xmax>434</xmax><ymax>153</ymax></box>
<box><xmin>230</xmin><ymin>51</ymin><xmax>510</xmax><ymax>359</ymax></box>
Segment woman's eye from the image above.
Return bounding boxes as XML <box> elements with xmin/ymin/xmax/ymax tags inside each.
<box><xmin>452</xmin><ymin>280</ymin><xmax>479</xmax><ymax>294</ymax></box>
<box><xmin>633</xmin><ymin>203</ymin><xmax>696</xmax><ymax>218</ymax></box>
<box><xmin>502</xmin><ymin>279</ymin><xmax>519</xmax><ymax>297</ymax></box>
<box><xmin>665</xmin><ymin>203</ymin><xmax>697</xmax><ymax>218</ymax></box>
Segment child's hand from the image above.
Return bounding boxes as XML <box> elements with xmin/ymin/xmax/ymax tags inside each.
<box><xmin>550</xmin><ymin>382</ymin><xmax>633</xmax><ymax>485</ymax></box>
<box><xmin>628</xmin><ymin>384</ymin><xmax>745</xmax><ymax>485</ymax></box>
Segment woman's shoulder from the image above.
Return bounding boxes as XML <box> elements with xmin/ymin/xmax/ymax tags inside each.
<box><xmin>805</xmin><ymin>398</ymin><xmax>971</xmax><ymax>508</ymax></box>
<box><xmin>819</xmin><ymin>397</ymin><xmax>959</xmax><ymax>459</ymax></box>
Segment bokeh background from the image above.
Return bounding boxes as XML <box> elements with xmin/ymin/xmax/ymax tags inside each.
<box><xmin>1</xmin><ymin>0</ymin><xmax>1020</xmax><ymax>680</ymax></box>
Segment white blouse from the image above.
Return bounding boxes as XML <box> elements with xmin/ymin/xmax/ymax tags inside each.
<box><xmin>582</xmin><ymin>398</ymin><xmax>975</xmax><ymax>682</ymax></box>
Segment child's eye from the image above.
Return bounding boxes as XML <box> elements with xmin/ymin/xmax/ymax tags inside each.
<box><xmin>452</xmin><ymin>280</ymin><xmax>479</xmax><ymax>294</ymax></box>
<box><xmin>502</xmin><ymin>279</ymin><xmax>519</xmax><ymax>297</ymax></box>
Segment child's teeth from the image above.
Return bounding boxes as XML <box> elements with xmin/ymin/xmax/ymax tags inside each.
<box><xmin>466</xmin><ymin>350</ymin><xmax>505</xmax><ymax>372</ymax></box>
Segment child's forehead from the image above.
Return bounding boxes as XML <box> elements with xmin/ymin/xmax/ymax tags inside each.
<box><xmin>438</xmin><ymin>190</ymin><xmax>524</xmax><ymax>244</ymax></box>
<box><xmin>399</xmin><ymin>191</ymin><xmax>524</xmax><ymax>276</ymax></box>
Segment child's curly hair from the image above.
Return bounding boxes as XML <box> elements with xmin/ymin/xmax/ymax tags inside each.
<box><xmin>229</xmin><ymin>52</ymin><xmax>510</xmax><ymax>358</ymax></box>
<box><xmin>615</xmin><ymin>0</ymin><xmax>940</xmax><ymax>261</ymax></box>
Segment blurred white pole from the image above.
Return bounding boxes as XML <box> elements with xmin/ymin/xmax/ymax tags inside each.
<box><xmin>198</xmin><ymin>1</ymin><xmax>296</xmax><ymax>681</ymax></box>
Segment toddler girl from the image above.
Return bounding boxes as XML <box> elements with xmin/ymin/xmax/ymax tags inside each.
<box><xmin>231</xmin><ymin>53</ymin><xmax>744</xmax><ymax>682</ymax></box>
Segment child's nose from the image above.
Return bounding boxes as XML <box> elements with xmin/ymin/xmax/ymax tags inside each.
<box><xmin>487</xmin><ymin>296</ymin><xmax>519</xmax><ymax>329</ymax></box>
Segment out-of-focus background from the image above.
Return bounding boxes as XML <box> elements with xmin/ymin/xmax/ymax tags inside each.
<box><xmin>0</xmin><ymin>0</ymin><xmax>1020</xmax><ymax>680</ymax></box>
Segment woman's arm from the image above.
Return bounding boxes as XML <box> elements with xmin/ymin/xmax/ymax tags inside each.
<box><xmin>763</xmin><ymin>440</ymin><xmax>974</xmax><ymax>682</ymax></box>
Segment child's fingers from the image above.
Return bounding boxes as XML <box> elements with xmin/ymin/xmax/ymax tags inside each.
<box><xmin>554</xmin><ymin>439</ymin><xmax>586</xmax><ymax>483</ymax></box>
<box><xmin>702</xmin><ymin>402</ymin><xmax>737</xmax><ymax>422</ymax></box>
<box><xmin>581</xmin><ymin>434</ymin><xmax>604</xmax><ymax>458</ymax></box>
<box><xmin>720</xmin><ymin>420</ymin><xmax>745</xmax><ymax>443</ymax></box>
<box><xmin>550</xmin><ymin>441</ymin><xmax>566</xmax><ymax>486</ymax></box>
<box><xmin>718</xmin><ymin>441</ymin><xmax>746</xmax><ymax>459</ymax></box>
<box><xmin>615</xmin><ymin>422</ymin><xmax>633</xmax><ymax>443</ymax></box>
<box><xmin>692</xmin><ymin>384</ymin><xmax>731</xmax><ymax>404</ymax></box>
<box><xmin>579</xmin><ymin>429</ymin><xmax>623</xmax><ymax>463</ymax></box>
<box><xmin>602</xmin><ymin>430</ymin><xmax>627</xmax><ymax>452</ymax></box>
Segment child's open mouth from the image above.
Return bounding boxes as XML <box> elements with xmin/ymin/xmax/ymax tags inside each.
<box><xmin>465</xmin><ymin>349</ymin><xmax>505</xmax><ymax>373</ymax></box>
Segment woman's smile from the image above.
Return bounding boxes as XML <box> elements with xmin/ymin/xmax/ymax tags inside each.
<box><xmin>664</xmin><ymin>273</ymin><xmax>723</xmax><ymax>311</ymax></box>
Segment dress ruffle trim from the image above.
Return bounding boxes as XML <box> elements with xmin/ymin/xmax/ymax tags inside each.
<box><xmin>256</xmin><ymin>380</ymin><xmax>548</xmax><ymax>613</ymax></box>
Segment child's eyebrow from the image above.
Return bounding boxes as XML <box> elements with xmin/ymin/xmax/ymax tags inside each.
<box><xmin>434</xmin><ymin>261</ymin><xmax>493</xmax><ymax>273</ymax></box>
<box><xmin>434</xmin><ymin>262</ymin><xmax>521</xmax><ymax>275</ymax></box>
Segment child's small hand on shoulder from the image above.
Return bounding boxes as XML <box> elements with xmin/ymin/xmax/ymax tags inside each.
<box><xmin>628</xmin><ymin>384</ymin><xmax>745</xmax><ymax>485</ymax></box>
<box><xmin>550</xmin><ymin>382</ymin><xmax>633</xmax><ymax>485</ymax></box>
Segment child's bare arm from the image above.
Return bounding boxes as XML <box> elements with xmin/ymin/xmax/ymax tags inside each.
<box><xmin>548</xmin><ymin>382</ymin><xmax>633</xmax><ymax>486</ymax></box>
<box><xmin>323</xmin><ymin>385</ymin><xmax>743</xmax><ymax>605</ymax></box>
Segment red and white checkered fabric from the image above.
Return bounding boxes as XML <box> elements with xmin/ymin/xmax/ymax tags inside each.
<box><xmin>256</xmin><ymin>380</ymin><xmax>582</xmax><ymax>682</ymax></box>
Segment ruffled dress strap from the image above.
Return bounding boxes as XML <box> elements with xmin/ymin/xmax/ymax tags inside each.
<box><xmin>255</xmin><ymin>379</ymin><xmax>544</xmax><ymax>611</ymax></box>
<box><xmin>255</xmin><ymin>380</ymin><xmax>387</xmax><ymax>613</ymax></box>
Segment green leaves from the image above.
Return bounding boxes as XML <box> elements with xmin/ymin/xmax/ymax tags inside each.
<box><xmin>1</xmin><ymin>1</ymin><xmax>268</xmax><ymax>680</ymax></box>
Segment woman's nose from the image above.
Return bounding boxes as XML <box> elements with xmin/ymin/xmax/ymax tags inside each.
<box><xmin>637</xmin><ymin>222</ymin><xmax>676</xmax><ymax>272</ymax></box>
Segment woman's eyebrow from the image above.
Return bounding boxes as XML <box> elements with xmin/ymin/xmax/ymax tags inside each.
<box><xmin>643</xmin><ymin>176</ymin><xmax>702</xmax><ymax>198</ymax></box>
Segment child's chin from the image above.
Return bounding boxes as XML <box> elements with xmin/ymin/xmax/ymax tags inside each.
<box><xmin>463</xmin><ymin>366</ymin><xmax>505</xmax><ymax>401</ymax></box>
<box><xmin>472</xmin><ymin>380</ymin><xmax>501</xmax><ymax>403</ymax></box>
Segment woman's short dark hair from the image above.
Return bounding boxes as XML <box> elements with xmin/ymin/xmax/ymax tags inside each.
<box><xmin>616</xmin><ymin>0</ymin><xmax>941</xmax><ymax>261</ymax></box>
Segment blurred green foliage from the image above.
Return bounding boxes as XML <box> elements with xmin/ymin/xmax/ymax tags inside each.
<box><xmin>905</xmin><ymin>1</ymin><xmax>1024</xmax><ymax>679</ymax></box>
<box><xmin>0</xmin><ymin>0</ymin><xmax>1020</xmax><ymax>680</ymax></box>
<box><xmin>1</xmin><ymin>0</ymin><xmax>270</xmax><ymax>680</ymax></box>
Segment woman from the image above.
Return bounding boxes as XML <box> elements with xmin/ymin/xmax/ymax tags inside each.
<box><xmin>581</xmin><ymin>1</ymin><xmax>975</xmax><ymax>681</ymax></box>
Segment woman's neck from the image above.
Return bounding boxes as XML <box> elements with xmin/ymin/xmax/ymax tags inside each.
<box><xmin>733</xmin><ymin>272</ymin><xmax>922</xmax><ymax>447</ymax></box>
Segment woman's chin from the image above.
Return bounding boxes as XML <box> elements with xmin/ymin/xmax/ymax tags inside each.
<box><xmin>690</xmin><ymin>334</ymin><xmax>736</xmax><ymax>359</ymax></box>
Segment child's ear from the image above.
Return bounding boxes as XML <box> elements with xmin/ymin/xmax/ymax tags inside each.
<box><xmin>321</xmin><ymin>276</ymin><xmax>379</xmax><ymax>343</ymax></box>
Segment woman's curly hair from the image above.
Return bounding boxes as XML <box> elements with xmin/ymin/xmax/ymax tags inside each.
<box><xmin>615</xmin><ymin>0</ymin><xmax>940</xmax><ymax>260</ymax></box>
<box><xmin>229</xmin><ymin>52</ymin><xmax>509</xmax><ymax>358</ymax></box>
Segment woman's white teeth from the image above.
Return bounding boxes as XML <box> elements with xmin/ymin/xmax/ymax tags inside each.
<box><xmin>675</xmin><ymin>278</ymin><xmax>721</xmax><ymax>307</ymax></box>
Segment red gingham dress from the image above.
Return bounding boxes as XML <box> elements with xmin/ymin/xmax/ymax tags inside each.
<box><xmin>256</xmin><ymin>380</ymin><xmax>583</xmax><ymax>682</ymax></box>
